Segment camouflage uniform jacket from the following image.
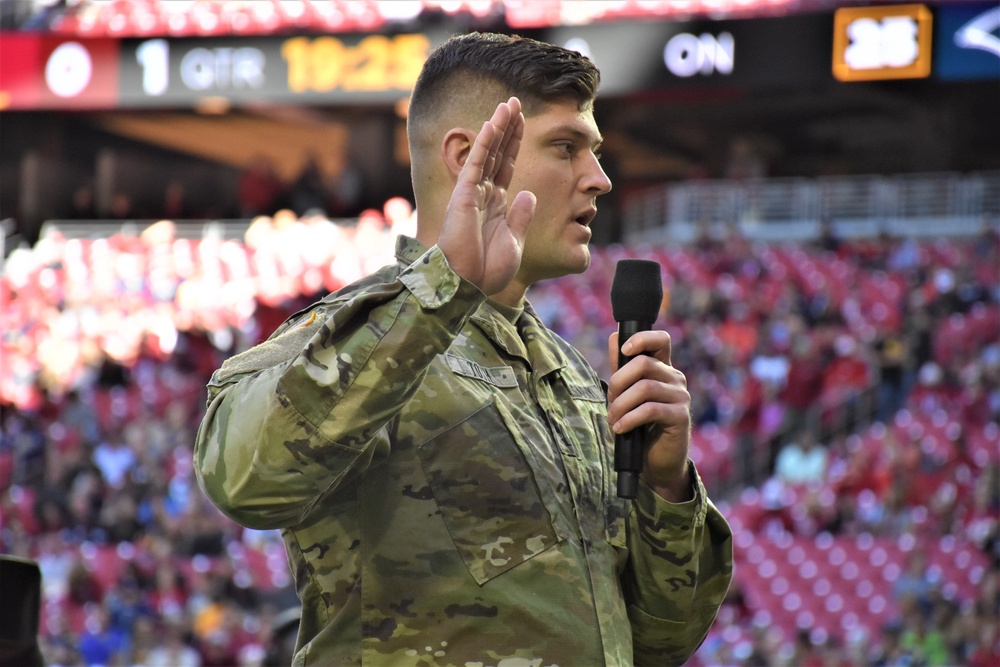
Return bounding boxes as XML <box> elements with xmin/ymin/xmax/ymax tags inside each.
<box><xmin>195</xmin><ymin>236</ymin><xmax>733</xmax><ymax>667</ymax></box>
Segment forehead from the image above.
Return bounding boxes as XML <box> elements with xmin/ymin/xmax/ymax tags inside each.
<box><xmin>524</xmin><ymin>100</ymin><xmax>602</xmax><ymax>144</ymax></box>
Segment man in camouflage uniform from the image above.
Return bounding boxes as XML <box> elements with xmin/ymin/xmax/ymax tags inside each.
<box><xmin>195</xmin><ymin>33</ymin><xmax>732</xmax><ymax>666</ymax></box>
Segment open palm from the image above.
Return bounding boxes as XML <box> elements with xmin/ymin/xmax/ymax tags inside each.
<box><xmin>438</xmin><ymin>97</ymin><xmax>536</xmax><ymax>296</ymax></box>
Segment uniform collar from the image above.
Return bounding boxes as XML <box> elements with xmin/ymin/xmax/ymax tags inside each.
<box><xmin>468</xmin><ymin>302</ymin><xmax>569</xmax><ymax>378</ymax></box>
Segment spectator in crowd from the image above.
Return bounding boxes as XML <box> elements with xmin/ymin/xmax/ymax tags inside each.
<box><xmin>733</xmin><ymin>367</ymin><xmax>765</xmax><ymax>486</ymax></box>
<box><xmin>780</xmin><ymin>334</ymin><xmax>826</xmax><ymax>438</ymax></box>
<box><xmin>68</xmin><ymin>184</ymin><xmax>98</xmax><ymax>220</ymax></box>
<box><xmin>238</xmin><ymin>155</ymin><xmax>286</xmax><ymax>218</ymax></box>
<box><xmin>773</xmin><ymin>427</ymin><xmax>827</xmax><ymax>486</ymax></box>
<box><xmin>815</xmin><ymin>217</ymin><xmax>841</xmax><ymax>254</ymax></box>
<box><xmin>162</xmin><ymin>180</ymin><xmax>193</xmax><ymax>220</ymax></box>
<box><xmin>892</xmin><ymin>551</ymin><xmax>936</xmax><ymax>614</ymax></box>
<box><xmin>749</xmin><ymin>333</ymin><xmax>790</xmax><ymax>392</ymax></box>
<box><xmin>724</xmin><ymin>137</ymin><xmax>768</xmax><ymax>180</ymax></box>
<box><xmin>820</xmin><ymin>333</ymin><xmax>871</xmax><ymax>427</ymax></box>
<box><xmin>76</xmin><ymin>605</ymin><xmax>128</xmax><ymax>667</ymax></box>
<box><xmin>287</xmin><ymin>152</ymin><xmax>329</xmax><ymax>216</ymax></box>
<box><xmin>961</xmin><ymin>463</ymin><xmax>1000</xmax><ymax>559</ymax></box>
<box><xmin>194</xmin><ymin>32</ymin><xmax>732</xmax><ymax>666</ymax></box>
<box><xmin>124</xmin><ymin>615</ymin><xmax>160</xmax><ymax>665</ymax></box>
<box><xmin>325</xmin><ymin>151</ymin><xmax>365</xmax><ymax>218</ymax></box>
<box><xmin>874</xmin><ymin>331</ymin><xmax>911</xmax><ymax>423</ymax></box>
<box><xmin>145</xmin><ymin>622</ymin><xmax>201</xmax><ymax>667</ymax></box>
<box><xmin>91</xmin><ymin>428</ymin><xmax>136</xmax><ymax>490</ymax></box>
<box><xmin>107</xmin><ymin>192</ymin><xmax>136</xmax><ymax>220</ymax></box>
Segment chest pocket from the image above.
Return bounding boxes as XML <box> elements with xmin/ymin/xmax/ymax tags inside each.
<box><xmin>415</xmin><ymin>397</ymin><xmax>562</xmax><ymax>585</ymax></box>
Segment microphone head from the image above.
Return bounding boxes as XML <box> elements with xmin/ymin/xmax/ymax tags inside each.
<box><xmin>611</xmin><ymin>258</ymin><xmax>663</xmax><ymax>323</ymax></box>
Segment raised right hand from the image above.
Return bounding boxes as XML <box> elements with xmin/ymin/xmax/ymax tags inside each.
<box><xmin>437</xmin><ymin>97</ymin><xmax>536</xmax><ymax>296</ymax></box>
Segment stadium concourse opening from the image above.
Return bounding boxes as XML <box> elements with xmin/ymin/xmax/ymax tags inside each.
<box><xmin>3</xmin><ymin>73</ymin><xmax>998</xmax><ymax>247</ymax></box>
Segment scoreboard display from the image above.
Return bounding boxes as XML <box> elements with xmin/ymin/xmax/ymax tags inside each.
<box><xmin>0</xmin><ymin>31</ymin><xmax>447</xmax><ymax>110</ymax></box>
<box><xmin>1</xmin><ymin>2</ymin><xmax>996</xmax><ymax>111</ymax></box>
<box><xmin>832</xmin><ymin>4</ymin><xmax>934</xmax><ymax>81</ymax></box>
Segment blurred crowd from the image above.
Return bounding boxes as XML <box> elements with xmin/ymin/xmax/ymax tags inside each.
<box><xmin>1</xmin><ymin>204</ymin><xmax>998</xmax><ymax>666</ymax></box>
<box><xmin>56</xmin><ymin>151</ymin><xmax>368</xmax><ymax>227</ymax></box>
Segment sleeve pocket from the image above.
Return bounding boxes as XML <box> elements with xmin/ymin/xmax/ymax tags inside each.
<box><xmin>628</xmin><ymin>603</ymin><xmax>714</xmax><ymax>667</ymax></box>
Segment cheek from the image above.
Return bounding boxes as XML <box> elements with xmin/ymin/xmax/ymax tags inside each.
<box><xmin>512</xmin><ymin>161</ymin><xmax>571</xmax><ymax>194</ymax></box>
<box><xmin>508</xmin><ymin>161</ymin><xmax>538</xmax><ymax>194</ymax></box>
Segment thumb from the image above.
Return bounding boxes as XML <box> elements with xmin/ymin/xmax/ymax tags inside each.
<box><xmin>507</xmin><ymin>190</ymin><xmax>536</xmax><ymax>245</ymax></box>
<box><xmin>608</xmin><ymin>332</ymin><xmax>619</xmax><ymax>374</ymax></box>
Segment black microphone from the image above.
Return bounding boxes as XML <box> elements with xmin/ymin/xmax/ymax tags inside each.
<box><xmin>610</xmin><ymin>258</ymin><xmax>663</xmax><ymax>499</ymax></box>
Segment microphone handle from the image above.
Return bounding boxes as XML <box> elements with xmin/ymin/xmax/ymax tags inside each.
<box><xmin>615</xmin><ymin>319</ymin><xmax>652</xmax><ymax>499</ymax></box>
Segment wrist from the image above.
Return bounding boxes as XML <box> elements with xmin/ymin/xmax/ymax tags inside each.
<box><xmin>642</xmin><ymin>461</ymin><xmax>694</xmax><ymax>503</ymax></box>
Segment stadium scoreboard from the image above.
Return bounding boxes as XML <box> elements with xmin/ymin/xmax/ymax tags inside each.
<box><xmin>1</xmin><ymin>2</ymin><xmax>996</xmax><ymax>111</ymax></box>
<box><xmin>0</xmin><ymin>31</ymin><xmax>444</xmax><ymax>109</ymax></box>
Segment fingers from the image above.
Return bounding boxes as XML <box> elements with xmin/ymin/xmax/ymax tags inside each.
<box><xmin>461</xmin><ymin>102</ymin><xmax>506</xmax><ymax>184</ymax></box>
<box><xmin>461</xmin><ymin>119</ymin><xmax>498</xmax><ymax>191</ymax></box>
<box><xmin>494</xmin><ymin>99</ymin><xmax>523</xmax><ymax>187</ymax></box>
<box><xmin>606</xmin><ymin>329</ymin><xmax>687</xmax><ymax>434</ymax></box>
<box><xmin>505</xmin><ymin>190</ymin><xmax>536</xmax><ymax>246</ymax></box>
<box><xmin>620</xmin><ymin>329</ymin><xmax>672</xmax><ymax>367</ymax></box>
<box><xmin>607</xmin><ymin>329</ymin><xmax>672</xmax><ymax>381</ymax></box>
<box><xmin>606</xmin><ymin>359</ymin><xmax>689</xmax><ymax>434</ymax></box>
<box><xmin>464</xmin><ymin>98</ymin><xmax>522</xmax><ymax>188</ymax></box>
<box><xmin>482</xmin><ymin>102</ymin><xmax>508</xmax><ymax>179</ymax></box>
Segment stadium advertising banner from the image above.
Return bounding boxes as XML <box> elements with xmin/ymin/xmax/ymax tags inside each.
<box><xmin>935</xmin><ymin>2</ymin><xmax>1000</xmax><ymax>80</ymax></box>
<box><xmin>0</xmin><ymin>32</ymin><xmax>121</xmax><ymax>109</ymax></box>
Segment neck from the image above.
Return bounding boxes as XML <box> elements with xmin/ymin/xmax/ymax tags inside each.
<box><xmin>489</xmin><ymin>279</ymin><xmax>529</xmax><ymax>307</ymax></box>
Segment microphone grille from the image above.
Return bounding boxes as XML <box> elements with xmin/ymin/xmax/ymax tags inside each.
<box><xmin>610</xmin><ymin>259</ymin><xmax>663</xmax><ymax>323</ymax></box>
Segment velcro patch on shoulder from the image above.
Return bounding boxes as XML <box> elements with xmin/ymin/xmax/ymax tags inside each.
<box><xmin>211</xmin><ymin>323</ymin><xmax>319</xmax><ymax>386</ymax></box>
<box><xmin>445</xmin><ymin>354</ymin><xmax>518</xmax><ymax>388</ymax></box>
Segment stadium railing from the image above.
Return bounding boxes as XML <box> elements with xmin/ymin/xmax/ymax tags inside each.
<box><xmin>623</xmin><ymin>170</ymin><xmax>1000</xmax><ymax>243</ymax></box>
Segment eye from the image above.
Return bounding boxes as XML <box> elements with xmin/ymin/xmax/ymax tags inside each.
<box><xmin>554</xmin><ymin>142</ymin><xmax>574</xmax><ymax>156</ymax></box>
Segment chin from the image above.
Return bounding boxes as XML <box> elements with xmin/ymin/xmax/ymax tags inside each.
<box><xmin>555</xmin><ymin>248</ymin><xmax>591</xmax><ymax>278</ymax></box>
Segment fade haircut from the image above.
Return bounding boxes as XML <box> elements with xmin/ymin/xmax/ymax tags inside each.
<box><xmin>407</xmin><ymin>32</ymin><xmax>601</xmax><ymax>161</ymax></box>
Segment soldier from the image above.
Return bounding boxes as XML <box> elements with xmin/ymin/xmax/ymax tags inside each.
<box><xmin>195</xmin><ymin>32</ymin><xmax>732</xmax><ymax>666</ymax></box>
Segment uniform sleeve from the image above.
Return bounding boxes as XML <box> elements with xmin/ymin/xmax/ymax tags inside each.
<box><xmin>194</xmin><ymin>245</ymin><xmax>485</xmax><ymax>530</ymax></box>
<box><xmin>623</xmin><ymin>465</ymin><xmax>734</xmax><ymax>666</ymax></box>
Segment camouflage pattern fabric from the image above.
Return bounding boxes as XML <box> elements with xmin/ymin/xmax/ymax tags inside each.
<box><xmin>195</xmin><ymin>236</ymin><xmax>733</xmax><ymax>666</ymax></box>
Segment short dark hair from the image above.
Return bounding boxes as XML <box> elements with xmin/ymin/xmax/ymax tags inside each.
<box><xmin>407</xmin><ymin>32</ymin><xmax>600</xmax><ymax>151</ymax></box>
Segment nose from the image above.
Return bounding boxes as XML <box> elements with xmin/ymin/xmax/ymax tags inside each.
<box><xmin>581</xmin><ymin>152</ymin><xmax>612</xmax><ymax>196</ymax></box>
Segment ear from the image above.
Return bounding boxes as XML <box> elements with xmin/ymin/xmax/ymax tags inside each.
<box><xmin>441</xmin><ymin>127</ymin><xmax>476</xmax><ymax>181</ymax></box>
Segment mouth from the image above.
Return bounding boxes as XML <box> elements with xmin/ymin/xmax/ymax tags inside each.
<box><xmin>573</xmin><ymin>208</ymin><xmax>597</xmax><ymax>227</ymax></box>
